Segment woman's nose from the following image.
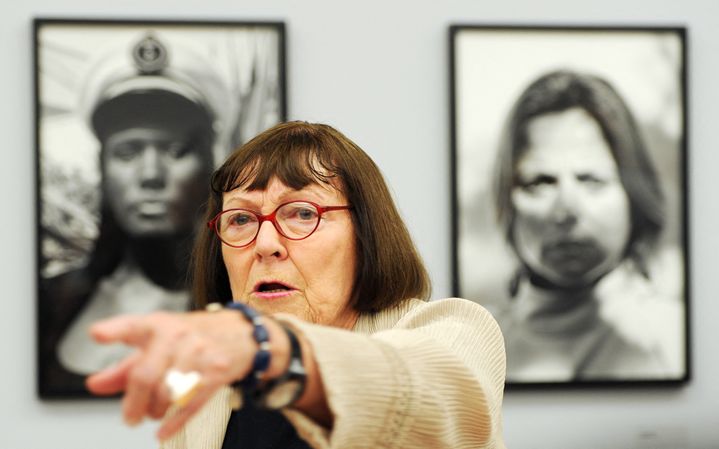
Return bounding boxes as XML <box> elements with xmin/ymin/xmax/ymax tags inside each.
<box><xmin>551</xmin><ymin>180</ymin><xmax>579</xmax><ymax>228</ymax></box>
<box><xmin>139</xmin><ymin>145</ymin><xmax>166</xmax><ymax>188</ymax></box>
<box><xmin>253</xmin><ymin>220</ymin><xmax>288</xmax><ymax>259</ymax></box>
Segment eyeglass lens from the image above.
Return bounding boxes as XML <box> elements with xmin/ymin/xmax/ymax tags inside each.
<box><xmin>217</xmin><ymin>201</ymin><xmax>321</xmax><ymax>246</ymax></box>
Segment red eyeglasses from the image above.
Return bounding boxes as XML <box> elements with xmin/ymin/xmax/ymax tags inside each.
<box><xmin>208</xmin><ymin>200</ymin><xmax>352</xmax><ymax>248</ymax></box>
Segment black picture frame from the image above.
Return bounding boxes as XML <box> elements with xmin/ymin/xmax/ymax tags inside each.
<box><xmin>34</xmin><ymin>18</ymin><xmax>287</xmax><ymax>398</ymax></box>
<box><xmin>449</xmin><ymin>25</ymin><xmax>689</xmax><ymax>387</ymax></box>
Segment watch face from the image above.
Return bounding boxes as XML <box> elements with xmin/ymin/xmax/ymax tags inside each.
<box><xmin>264</xmin><ymin>379</ymin><xmax>304</xmax><ymax>409</ymax></box>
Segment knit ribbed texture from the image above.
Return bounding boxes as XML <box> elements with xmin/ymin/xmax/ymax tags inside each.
<box><xmin>160</xmin><ymin>298</ymin><xmax>506</xmax><ymax>449</ymax></box>
<box><xmin>161</xmin><ymin>388</ymin><xmax>232</xmax><ymax>449</ymax></box>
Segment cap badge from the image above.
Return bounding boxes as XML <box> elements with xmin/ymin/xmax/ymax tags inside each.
<box><xmin>132</xmin><ymin>35</ymin><xmax>169</xmax><ymax>74</ymax></box>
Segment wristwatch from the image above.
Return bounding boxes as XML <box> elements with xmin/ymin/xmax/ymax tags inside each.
<box><xmin>252</xmin><ymin>324</ymin><xmax>307</xmax><ymax>409</ymax></box>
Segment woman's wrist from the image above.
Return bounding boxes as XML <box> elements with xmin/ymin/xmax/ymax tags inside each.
<box><xmin>287</xmin><ymin>325</ymin><xmax>332</xmax><ymax>426</ymax></box>
<box><xmin>205</xmin><ymin>302</ymin><xmax>289</xmax><ymax>387</ymax></box>
<box><xmin>261</xmin><ymin>317</ymin><xmax>292</xmax><ymax>381</ymax></box>
<box><xmin>208</xmin><ymin>302</ymin><xmax>308</xmax><ymax>409</ymax></box>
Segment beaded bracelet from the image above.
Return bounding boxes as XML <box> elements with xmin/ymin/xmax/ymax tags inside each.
<box><xmin>205</xmin><ymin>302</ymin><xmax>271</xmax><ymax>392</ymax></box>
<box><xmin>206</xmin><ymin>301</ymin><xmax>307</xmax><ymax>409</ymax></box>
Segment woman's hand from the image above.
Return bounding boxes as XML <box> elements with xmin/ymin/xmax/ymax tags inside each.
<box><xmin>85</xmin><ymin>310</ymin><xmax>290</xmax><ymax>440</ymax></box>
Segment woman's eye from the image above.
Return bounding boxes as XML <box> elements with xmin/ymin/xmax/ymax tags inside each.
<box><xmin>297</xmin><ymin>207</ymin><xmax>317</xmax><ymax>220</ymax></box>
<box><xmin>228</xmin><ymin>212</ymin><xmax>254</xmax><ymax>226</ymax></box>
<box><xmin>282</xmin><ymin>205</ymin><xmax>318</xmax><ymax>221</ymax></box>
<box><xmin>577</xmin><ymin>173</ymin><xmax>607</xmax><ymax>188</ymax></box>
<box><xmin>518</xmin><ymin>174</ymin><xmax>556</xmax><ymax>191</ymax></box>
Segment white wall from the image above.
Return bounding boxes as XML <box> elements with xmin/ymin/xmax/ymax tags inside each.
<box><xmin>1</xmin><ymin>1</ymin><xmax>718</xmax><ymax>448</ymax></box>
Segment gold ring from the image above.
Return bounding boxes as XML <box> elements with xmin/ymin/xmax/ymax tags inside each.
<box><xmin>164</xmin><ymin>369</ymin><xmax>202</xmax><ymax>407</ymax></box>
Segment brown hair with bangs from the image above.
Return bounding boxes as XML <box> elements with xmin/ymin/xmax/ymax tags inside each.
<box><xmin>191</xmin><ymin>121</ymin><xmax>430</xmax><ymax>312</ymax></box>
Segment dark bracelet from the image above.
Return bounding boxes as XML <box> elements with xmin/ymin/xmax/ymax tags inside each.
<box><xmin>206</xmin><ymin>301</ymin><xmax>306</xmax><ymax>409</ymax></box>
<box><xmin>206</xmin><ymin>302</ymin><xmax>271</xmax><ymax>392</ymax></box>
<box><xmin>249</xmin><ymin>323</ymin><xmax>307</xmax><ymax>409</ymax></box>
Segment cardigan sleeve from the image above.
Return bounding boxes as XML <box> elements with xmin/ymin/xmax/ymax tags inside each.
<box><xmin>278</xmin><ymin>297</ymin><xmax>507</xmax><ymax>449</ymax></box>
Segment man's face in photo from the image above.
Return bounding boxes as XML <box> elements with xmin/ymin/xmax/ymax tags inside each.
<box><xmin>102</xmin><ymin>125</ymin><xmax>211</xmax><ymax>238</ymax></box>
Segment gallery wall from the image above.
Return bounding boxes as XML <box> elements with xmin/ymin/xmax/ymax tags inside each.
<box><xmin>1</xmin><ymin>0</ymin><xmax>717</xmax><ymax>448</ymax></box>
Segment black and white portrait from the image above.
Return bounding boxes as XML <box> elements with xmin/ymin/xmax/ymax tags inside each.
<box><xmin>35</xmin><ymin>19</ymin><xmax>286</xmax><ymax>397</ymax></box>
<box><xmin>450</xmin><ymin>26</ymin><xmax>687</xmax><ymax>385</ymax></box>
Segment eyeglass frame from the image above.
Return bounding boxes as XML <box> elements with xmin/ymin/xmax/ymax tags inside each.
<box><xmin>208</xmin><ymin>200</ymin><xmax>353</xmax><ymax>248</ymax></box>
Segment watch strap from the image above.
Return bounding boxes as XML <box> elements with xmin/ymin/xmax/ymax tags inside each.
<box><xmin>251</xmin><ymin>323</ymin><xmax>307</xmax><ymax>409</ymax></box>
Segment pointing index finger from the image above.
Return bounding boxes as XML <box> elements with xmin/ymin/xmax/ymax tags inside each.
<box><xmin>89</xmin><ymin>314</ymin><xmax>154</xmax><ymax>347</ymax></box>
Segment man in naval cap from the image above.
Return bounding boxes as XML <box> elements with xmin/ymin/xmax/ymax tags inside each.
<box><xmin>40</xmin><ymin>33</ymin><xmax>223</xmax><ymax>397</ymax></box>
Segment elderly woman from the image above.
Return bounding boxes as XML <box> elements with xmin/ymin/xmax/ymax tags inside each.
<box><xmin>86</xmin><ymin>121</ymin><xmax>507</xmax><ymax>449</ymax></box>
<box><xmin>492</xmin><ymin>69</ymin><xmax>675</xmax><ymax>382</ymax></box>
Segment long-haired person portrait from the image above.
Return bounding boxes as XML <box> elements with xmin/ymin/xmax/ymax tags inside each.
<box><xmin>85</xmin><ymin>121</ymin><xmax>507</xmax><ymax>449</ymax></box>
<box><xmin>492</xmin><ymin>69</ymin><xmax>677</xmax><ymax>382</ymax></box>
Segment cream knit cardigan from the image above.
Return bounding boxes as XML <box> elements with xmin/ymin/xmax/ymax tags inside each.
<box><xmin>161</xmin><ymin>297</ymin><xmax>507</xmax><ymax>449</ymax></box>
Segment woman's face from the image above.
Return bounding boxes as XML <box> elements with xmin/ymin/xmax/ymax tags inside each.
<box><xmin>511</xmin><ymin>107</ymin><xmax>631</xmax><ymax>288</ymax></box>
<box><xmin>102</xmin><ymin>126</ymin><xmax>210</xmax><ymax>238</ymax></box>
<box><xmin>220</xmin><ymin>177</ymin><xmax>358</xmax><ymax>329</ymax></box>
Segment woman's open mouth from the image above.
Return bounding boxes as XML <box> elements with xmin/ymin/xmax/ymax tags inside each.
<box><xmin>252</xmin><ymin>281</ymin><xmax>296</xmax><ymax>299</ymax></box>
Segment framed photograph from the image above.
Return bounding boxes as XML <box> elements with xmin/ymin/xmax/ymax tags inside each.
<box><xmin>449</xmin><ymin>25</ymin><xmax>688</xmax><ymax>387</ymax></box>
<box><xmin>35</xmin><ymin>18</ymin><xmax>286</xmax><ymax>398</ymax></box>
